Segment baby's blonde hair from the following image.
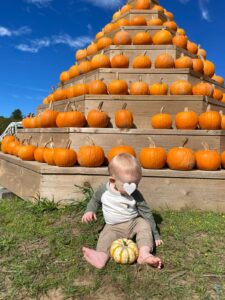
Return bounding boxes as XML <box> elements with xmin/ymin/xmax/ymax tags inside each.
<box><xmin>108</xmin><ymin>153</ymin><xmax>142</xmax><ymax>183</ymax></box>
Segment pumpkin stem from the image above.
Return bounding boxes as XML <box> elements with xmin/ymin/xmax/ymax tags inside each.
<box><xmin>206</xmin><ymin>104</ymin><xmax>211</xmax><ymax>112</ymax></box>
<box><xmin>148</xmin><ymin>137</ymin><xmax>156</xmax><ymax>148</ymax></box>
<box><xmin>184</xmin><ymin>107</ymin><xmax>189</xmax><ymax>112</ymax></box>
<box><xmin>64</xmin><ymin>101</ymin><xmax>71</xmax><ymax>112</ymax></box>
<box><xmin>66</xmin><ymin>139</ymin><xmax>72</xmax><ymax>149</ymax></box>
<box><xmin>116</xmin><ymin>72</ymin><xmax>119</xmax><ymax>80</ymax></box>
<box><xmin>219</xmin><ymin>110</ymin><xmax>223</xmax><ymax>117</ymax></box>
<box><xmin>139</xmin><ymin>75</ymin><xmax>142</xmax><ymax>82</ymax></box>
<box><xmin>160</xmin><ymin>106</ymin><xmax>165</xmax><ymax>114</ymax></box>
<box><xmin>45</xmin><ymin>137</ymin><xmax>54</xmax><ymax>148</ymax></box>
<box><xmin>159</xmin><ymin>77</ymin><xmax>164</xmax><ymax>84</ymax></box>
<box><xmin>122</xmin><ymin>239</ymin><xmax>128</xmax><ymax>247</ymax></box>
<box><xmin>122</xmin><ymin>103</ymin><xmax>127</xmax><ymax>110</ymax></box>
<box><xmin>98</xmin><ymin>101</ymin><xmax>104</xmax><ymax>111</ymax></box>
<box><xmin>87</xmin><ymin>136</ymin><xmax>95</xmax><ymax>146</ymax></box>
<box><xmin>180</xmin><ymin>137</ymin><xmax>188</xmax><ymax>148</ymax></box>
<box><xmin>143</xmin><ymin>50</ymin><xmax>147</xmax><ymax>56</ymax></box>
<box><xmin>202</xmin><ymin>142</ymin><xmax>209</xmax><ymax>151</ymax></box>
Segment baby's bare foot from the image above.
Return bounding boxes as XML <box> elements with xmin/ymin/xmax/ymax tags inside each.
<box><xmin>137</xmin><ymin>254</ymin><xmax>162</xmax><ymax>269</ymax></box>
<box><xmin>82</xmin><ymin>247</ymin><xmax>109</xmax><ymax>269</ymax></box>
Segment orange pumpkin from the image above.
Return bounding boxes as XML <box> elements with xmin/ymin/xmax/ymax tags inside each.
<box><xmin>6</xmin><ymin>138</ymin><xmax>20</xmax><ymax>155</ymax></box>
<box><xmin>56</xmin><ymin>102</ymin><xmax>86</xmax><ymax>128</ymax></box>
<box><xmin>139</xmin><ymin>137</ymin><xmax>167</xmax><ymax>169</ymax></box>
<box><xmin>132</xmin><ymin>51</ymin><xmax>152</xmax><ymax>68</ymax></box>
<box><xmin>111</xmin><ymin>52</ymin><xmax>129</xmax><ymax>68</ymax></box>
<box><xmin>195</xmin><ymin>143</ymin><xmax>221</xmax><ymax>171</ymax></box>
<box><xmin>130</xmin><ymin>77</ymin><xmax>149</xmax><ymax>95</ymax></box>
<box><xmin>203</xmin><ymin>60</ymin><xmax>215</xmax><ymax>78</ymax></box>
<box><xmin>135</xmin><ymin>0</ymin><xmax>151</xmax><ymax>9</ymax></box>
<box><xmin>172</xmin><ymin>34</ymin><xmax>188</xmax><ymax>49</ymax></box>
<box><xmin>43</xmin><ymin>138</ymin><xmax>55</xmax><ymax>165</ymax></box>
<box><xmin>60</xmin><ymin>71</ymin><xmax>70</xmax><ymax>83</ymax></box>
<box><xmin>187</xmin><ymin>41</ymin><xmax>198</xmax><ymax>54</ymax></box>
<box><xmin>147</xmin><ymin>19</ymin><xmax>163</xmax><ymax>26</ymax></box>
<box><xmin>108</xmin><ymin>145</ymin><xmax>136</xmax><ymax>162</ymax></box>
<box><xmin>34</xmin><ymin>146</ymin><xmax>46</xmax><ymax>163</ymax></box>
<box><xmin>112</xmin><ymin>10</ymin><xmax>121</xmax><ymax>20</ymax></box>
<box><xmin>77</xmin><ymin>138</ymin><xmax>105</xmax><ymax>167</ymax></box>
<box><xmin>192</xmin><ymin>81</ymin><xmax>214</xmax><ymax>97</ymax></box>
<box><xmin>95</xmin><ymin>31</ymin><xmax>104</xmax><ymax>40</ymax></box>
<box><xmin>167</xmin><ymin>139</ymin><xmax>196</xmax><ymax>171</ymax></box>
<box><xmin>121</xmin><ymin>3</ymin><xmax>132</xmax><ymax>13</ymax></box>
<box><xmin>108</xmin><ymin>77</ymin><xmax>128</xmax><ymax>95</ymax></box>
<box><xmin>163</xmin><ymin>21</ymin><xmax>177</xmax><ymax>31</ymax></box>
<box><xmin>152</xmin><ymin>5</ymin><xmax>164</xmax><ymax>12</ymax></box>
<box><xmin>192</xmin><ymin>58</ymin><xmax>204</xmax><ymax>74</ymax></box>
<box><xmin>198</xmin><ymin>105</ymin><xmax>221</xmax><ymax>130</ymax></box>
<box><xmin>213</xmin><ymin>88</ymin><xmax>223</xmax><ymax>101</ymax></box>
<box><xmin>116</xmin><ymin>19</ymin><xmax>130</xmax><ymax>27</ymax></box>
<box><xmin>130</xmin><ymin>16</ymin><xmax>147</xmax><ymax>26</ymax></box>
<box><xmin>152</xmin><ymin>29</ymin><xmax>173</xmax><ymax>45</ymax></box>
<box><xmin>43</xmin><ymin>97</ymin><xmax>49</xmax><ymax>105</ymax></box>
<box><xmin>170</xmin><ymin>80</ymin><xmax>193</xmax><ymax>95</ymax></box>
<box><xmin>88</xmin><ymin>79</ymin><xmax>108</xmax><ymax>94</ymax></box>
<box><xmin>91</xmin><ymin>54</ymin><xmax>111</xmax><ymax>70</ymax></box>
<box><xmin>76</xmin><ymin>49</ymin><xmax>87</xmax><ymax>61</ymax></box>
<box><xmin>115</xmin><ymin>103</ymin><xmax>133</xmax><ymax>129</ymax></box>
<box><xmin>175</xmin><ymin>107</ymin><xmax>199</xmax><ymax>130</ymax></box>
<box><xmin>132</xmin><ymin>31</ymin><xmax>152</xmax><ymax>45</ymax></box>
<box><xmin>86</xmin><ymin>42</ymin><xmax>98</xmax><ymax>56</ymax></box>
<box><xmin>154</xmin><ymin>53</ymin><xmax>175</xmax><ymax>69</ymax></box>
<box><xmin>151</xmin><ymin>107</ymin><xmax>172</xmax><ymax>129</ymax></box>
<box><xmin>164</xmin><ymin>10</ymin><xmax>174</xmax><ymax>20</ymax></box>
<box><xmin>149</xmin><ymin>78</ymin><xmax>168</xmax><ymax>95</ymax></box>
<box><xmin>18</xmin><ymin>137</ymin><xmax>37</xmax><ymax>161</ymax></box>
<box><xmin>175</xmin><ymin>54</ymin><xmax>193</xmax><ymax>69</ymax></box>
<box><xmin>113</xmin><ymin>30</ymin><xmax>132</xmax><ymax>45</ymax></box>
<box><xmin>22</xmin><ymin>114</ymin><xmax>36</xmax><ymax>129</ymax></box>
<box><xmin>1</xmin><ymin>136</ymin><xmax>15</xmax><ymax>154</ymax></box>
<box><xmin>212</xmin><ymin>75</ymin><xmax>224</xmax><ymax>85</ymax></box>
<box><xmin>87</xmin><ymin>101</ymin><xmax>110</xmax><ymax>128</ymax></box>
<box><xmin>104</xmin><ymin>23</ymin><xmax>118</xmax><ymax>34</ymax></box>
<box><xmin>40</xmin><ymin>102</ymin><xmax>59</xmax><ymax>128</ymax></box>
<box><xmin>66</xmin><ymin>83</ymin><xmax>89</xmax><ymax>99</ymax></box>
<box><xmin>220</xmin><ymin>111</ymin><xmax>225</xmax><ymax>129</ymax></box>
<box><xmin>53</xmin><ymin>86</ymin><xmax>68</xmax><ymax>102</ymax></box>
<box><xmin>97</xmin><ymin>37</ymin><xmax>113</xmax><ymax>51</ymax></box>
<box><xmin>177</xmin><ymin>28</ymin><xmax>186</xmax><ymax>35</ymax></box>
<box><xmin>78</xmin><ymin>60</ymin><xmax>93</xmax><ymax>74</ymax></box>
<box><xmin>54</xmin><ymin>140</ymin><xmax>77</xmax><ymax>167</ymax></box>
<box><xmin>222</xmin><ymin>94</ymin><xmax>225</xmax><ymax>103</ymax></box>
<box><xmin>197</xmin><ymin>45</ymin><xmax>207</xmax><ymax>59</ymax></box>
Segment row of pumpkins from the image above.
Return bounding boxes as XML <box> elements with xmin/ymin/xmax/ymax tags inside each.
<box><xmin>58</xmin><ymin>51</ymin><xmax>221</xmax><ymax>85</ymax></box>
<box><xmin>2</xmin><ymin>135</ymin><xmax>225</xmax><ymax>172</ymax></box>
<box><xmin>43</xmin><ymin>77</ymin><xmax>225</xmax><ymax>106</ymax></box>
<box><xmin>22</xmin><ymin>102</ymin><xmax>225</xmax><ymax>131</ymax></box>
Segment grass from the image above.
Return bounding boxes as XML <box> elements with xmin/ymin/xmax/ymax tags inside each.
<box><xmin>0</xmin><ymin>189</ymin><xmax>224</xmax><ymax>300</ymax></box>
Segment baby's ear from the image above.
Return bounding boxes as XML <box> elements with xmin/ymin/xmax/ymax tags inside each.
<box><xmin>109</xmin><ymin>176</ymin><xmax>116</xmax><ymax>183</ymax></box>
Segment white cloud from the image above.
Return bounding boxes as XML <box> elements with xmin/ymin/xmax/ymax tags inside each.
<box><xmin>24</xmin><ymin>0</ymin><xmax>52</xmax><ymax>8</ymax></box>
<box><xmin>83</xmin><ymin>0</ymin><xmax>124</xmax><ymax>9</ymax></box>
<box><xmin>16</xmin><ymin>34</ymin><xmax>92</xmax><ymax>53</ymax></box>
<box><xmin>0</xmin><ymin>26</ymin><xmax>31</xmax><ymax>37</ymax></box>
<box><xmin>199</xmin><ymin>0</ymin><xmax>211</xmax><ymax>21</ymax></box>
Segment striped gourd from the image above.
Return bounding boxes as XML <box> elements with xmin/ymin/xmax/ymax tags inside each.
<box><xmin>110</xmin><ymin>239</ymin><xmax>139</xmax><ymax>264</ymax></box>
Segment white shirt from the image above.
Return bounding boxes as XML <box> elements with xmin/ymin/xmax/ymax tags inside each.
<box><xmin>101</xmin><ymin>182</ymin><xmax>139</xmax><ymax>225</ymax></box>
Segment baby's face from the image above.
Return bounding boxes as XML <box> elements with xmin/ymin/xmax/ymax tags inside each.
<box><xmin>111</xmin><ymin>173</ymin><xmax>139</xmax><ymax>195</ymax></box>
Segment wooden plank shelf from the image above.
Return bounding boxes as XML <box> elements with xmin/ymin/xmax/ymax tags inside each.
<box><xmin>61</xmin><ymin>68</ymin><xmax>225</xmax><ymax>93</ymax></box>
<box><xmin>0</xmin><ymin>153</ymin><xmax>225</xmax><ymax>212</ymax></box>
<box><xmin>16</xmin><ymin>127</ymin><xmax>225</xmax><ymax>153</ymax></box>
<box><xmin>37</xmin><ymin>95</ymin><xmax>225</xmax><ymax>129</ymax></box>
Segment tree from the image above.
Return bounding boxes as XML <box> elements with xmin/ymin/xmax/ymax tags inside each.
<box><xmin>10</xmin><ymin>109</ymin><xmax>23</xmax><ymax>121</ymax></box>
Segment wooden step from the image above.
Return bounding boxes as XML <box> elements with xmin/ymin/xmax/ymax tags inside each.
<box><xmin>111</xmin><ymin>9</ymin><xmax>167</xmax><ymax>26</ymax></box>
<box><xmin>16</xmin><ymin>127</ymin><xmax>225</xmax><ymax>153</ymax></box>
<box><xmin>61</xmin><ymin>68</ymin><xmax>225</xmax><ymax>93</ymax></box>
<box><xmin>0</xmin><ymin>152</ymin><xmax>224</xmax><ymax>212</ymax></box>
<box><xmin>37</xmin><ymin>95</ymin><xmax>225</xmax><ymax>129</ymax></box>
<box><xmin>78</xmin><ymin>45</ymin><xmax>197</xmax><ymax>64</ymax></box>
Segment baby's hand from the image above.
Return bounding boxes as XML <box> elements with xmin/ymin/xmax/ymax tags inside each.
<box><xmin>82</xmin><ymin>212</ymin><xmax>97</xmax><ymax>223</ymax></box>
<box><xmin>155</xmin><ymin>240</ymin><xmax>163</xmax><ymax>247</ymax></box>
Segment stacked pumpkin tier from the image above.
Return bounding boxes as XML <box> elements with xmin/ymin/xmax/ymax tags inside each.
<box><xmin>1</xmin><ymin>0</ymin><xmax>225</xmax><ymax>212</ymax></box>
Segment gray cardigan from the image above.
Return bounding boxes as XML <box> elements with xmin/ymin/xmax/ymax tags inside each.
<box><xmin>85</xmin><ymin>183</ymin><xmax>161</xmax><ymax>240</ymax></box>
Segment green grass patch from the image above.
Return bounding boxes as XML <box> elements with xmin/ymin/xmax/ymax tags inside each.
<box><xmin>0</xmin><ymin>193</ymin><xmax>224</xmax><ymax>299</ymax></box>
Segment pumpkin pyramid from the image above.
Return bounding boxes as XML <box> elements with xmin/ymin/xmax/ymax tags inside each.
<box><xmin>1</xmin><ymin>0</ymin><xmax>225</xmax><ymax>212</ymax></box>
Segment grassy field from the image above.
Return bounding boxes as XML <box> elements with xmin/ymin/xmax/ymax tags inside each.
<box><xmin>0</xmin><ymin>187</ymin><xmax>224</xmax><ymax>300</ymax></box>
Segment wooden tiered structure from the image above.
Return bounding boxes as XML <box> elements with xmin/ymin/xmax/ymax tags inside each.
<box><xmin>1</xmin><ymin>0</ymin><xmax>225</xmax><ymax>211</ymax></box>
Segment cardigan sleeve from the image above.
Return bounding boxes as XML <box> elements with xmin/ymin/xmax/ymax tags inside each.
<box><xmin>85</xmin><ymin>183</ymin><xmax>106</xmax><ymax>213</ymax></box>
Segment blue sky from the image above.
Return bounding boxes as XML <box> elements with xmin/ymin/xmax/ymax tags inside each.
<box><xmin>0</xmin><ymin>0</ymin><xmax>224</xmax><ymax>117</ymax></box>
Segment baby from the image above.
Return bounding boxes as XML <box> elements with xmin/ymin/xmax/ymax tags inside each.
<box><xmin>82</xmin><ymin>153</ymin><xmax>163</xmax><ymax>269</ymax></box>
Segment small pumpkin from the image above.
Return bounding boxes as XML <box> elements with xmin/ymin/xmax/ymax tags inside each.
<box><xmin>95</xmin><ymin>31</ymin><xmax>104</xmax><ymax>40</ymax></box>
<box><xmin>192</xmin><ymin>81</ymin><xmax>214</xmax><ymax>97</ymax></box>
<box><xmin>87</xmin><ymin>101</ymin><xmax>110</xmax><ymax>128</ymax></box>
<box><xmin>6</xmin><ymin>137</ymin><xmax>20</xmax><ymax>155</ymax></box>
<box><xmin>111</xmin><ymin>52</ymin><xmax>129</xmax><ymax>68</ymax></box>
<box><xmin>213</xmin><ymin>87</ymin><xmax>223</xmax><ymax>101</ymax></box>
<box><xmin>139</xmin><ymin>137</ymin><xmax>167</xmax><ymax>169</ymax></box>
<box><xmin>187</xmin><ymin>41</ymin><xmax>198</xmax><ymax>54</ymax></box>
<box><xmin>164</xmin><ymin>10</ymin><xmax>174</xmax><ymax>20</ymax></box>
<box><xmin>60</xmin><ymin>71</ymin><xmax>70</xmax><ymax>83</ymax></box>
<box><xmin>68</xmin><ymin>64</ymin><xmax>80</xmax><ymax>79</ymax></box>
<box><xmin>152</xmin><ymin>29</ymin><xmax>173</xmax><ymax>45</ymax></box>
<box><xmin>132</xmin><ymin>31</ymin><xmax>152</xmax><ymax>45</ymax></box>
<box><xmin>54</xmin><ymin>140</ymin><xmax>77</xmax><ymax>167</ymax></box>
<box><xmin>40</xmin><ymin>102</ymin><xmax>59</xmax><ymax>128</ymax></box>
<box><xmin>192</xmin><ymin>58</ymin><xmax>204</xmax><ymax>74</ymax></box>
<box><xmin>78</xmin><ymin>60</ymin><xmax>93</xmax><ymax>74</ymax></box>
<box><xmin>195</xmin><ymin>142</ymin><xmax>221</xmax><ymax>171</ymax></box>
<box><xmin>163</xmin><ymin>21</ymin><xmax>177</xmax><ymax>31</ymax></box>
<box><xmin>222</xmin><ymin>94</ymin><xmax>225</xmax><ymax>103</ymax></box>
<box><xmin>104</xmin><ymin>23</ymin><xmax>118</xmax><ymax>34</ymax></box>
<box><xmin>197</xmin><ymin>45</ymin><xmax>207</xmax><ymax>59</ymax></box>
<box><xmin>108</xmin><ymin>145</ymin><xmax>136</xmax><ymax>162</ymax></box>
<box><xmin>130</xmin><ymin>16</ymin><xmax>147</xmax><ymax>26</ymax></box>
<box><xmin>116</xmin><ymin>18</ymin><xmax>130</xmax><ymax>27</ymax></box>
<box><xmin>130</xmin><ymin>76</ymin><xmax>149</xmax><ymax>95</ymax></box>
<box><xmin>34</xmin><ymin>143</ymin><xmax>47</xmax><ymax>163</ymax></box>
<box><xmin>177</xmin><ymin>28</ymin><xmax>186</xmax><ymax>35</ymax></box>
<box><xmin>198</xmin><ymin>105</ymin><xmax>221</xmax><ymax>130</ymax></box>
<box><xmin>172</xmin><ymin>34</ymin><xmax>188</xmax><ymax>49</ymax></box>
<box><xmin>149</xmin><ymin>78</ymin><xmax>168</xmax><ymax>95</ymax></box>
<box><xmin>147</xmin><ymin>18</ymin><xmax>163</xmax><ymax>26</ymax></box>
<box><xmin>167</xmin><ymin>138</ymin><xmax>196</xmax><ymax>171</ymax></box>
<box><xmin>121</xmin><ymin>3</ymin><xmax>132</xmax><ymax>14</ymax></box>
<box><xmin>220</xmin><ymin>111</ymin><xmax>225</xmax><ymax>130</ymax></box>
<box><xmin>175</xmin><ymin>107</ymin><xmax>199</xmax><ymax>130</ymax></box>
<box><xmin>135</xmin><ymin>0</ymin><xmax>151</xmax><ymax>9</ymax></box>
<box><xmin>154</xmin><ymin>53</ymin><xmax>175</xmax><ymax>69</ymax></box>
<box><xmin>66</xmin><ymin>83</ymin><xmax>89</xmax><ymax>99</ymax></box>
<box><xmin>115</xmin><ymin>103</ymin><xmax>133</xmax><ymax>129</ymax></box>
<box><xmin>88</xmin><ymin>79</ymin><xmax>108</xmax><ymax>94</ymax></box>
<box><xmin>132</xmin><ymin>51</ymin><xmax>152</xmax><ymax>68</ymax></box>
<box><xmin>175</xmin><ymin>54</ymin><xmax>193</xmax><ymax>69</ymax></box>
<box><xmin>22</xmin><ymin>114</ymin><xmax>36</xmax><ymax>129</ymax></box>
<box><xmin>53</xmin><ymin>85</ymin><xmax>68</xmax><ymax>102</ymax></box>
<box><xmin>97</xmin><ymin>37</ymin><xmax>113</xmax><ymax>51</ymax></box>
<box><xmin>151</xmin><ymin>106</ymin><xmax>172</xmax><ymax>129</ymax></box>
<box><xmin>77</xmin><ymin>137</ymin><xmax>105</xmax><ymax>167</ymax></box>
<box><xmin>203</xmin><ymin>60</ymin><xmax>215</xmax><ymax>78</ymax></box>
<box><xmin>91</xmin><ymin>53</ymin><xmax>111</xmax><ymax>70</ymax></box>
<box><xmin>212</xmin><ymin>75</ymin><xmax>224</xmax><ymax>85</ymax></box>
<box><xmin>110</xmin><ymin>238</ymin><xmax>138</xmax><ymax>265</ymax></box>
<box><xmin>170</xmin><ymin>80</ymin><xmax>193</xmax><ymax>95</ymax></box>
<box><xmin>43</xmin><ymin>137</ymin><xmax>55</xmax><ymax>165</ymax></box>
<box><xmin>1</xmin><ymin>136</ymin><xmax>15</xmax><ymax>154</ymax></box>
<box><xmin>56</xmin><ymin>102</ymin><xmax>86</xmax><ymax>128</ymax></box>
<box><xmin>112</xmin><ymin>10</ymin><xmax>121</xmax><ymax>20</ymax></box>
<box><xmin>113</xmin><ymin>30</ymin><xmax>132</xmax><ymax>45</ymax></box>
<box><xmin>18</xmin><ymin>137</ymin><xmax>37</xmax><ymax>161</ymax></box>
<box><xmin>86</xmin><ymin>42</ymin><xmax>98</xmax><ymax>56</ymax></box>
<box><xmin>108</xmin><ymin>74</ymin><xmax>129</xmax><ymax>95</ymax></box>
<box><xmin>76</xmin><ymin>49</ymin><xmax>87</xmax><ymax>61</ymax></box>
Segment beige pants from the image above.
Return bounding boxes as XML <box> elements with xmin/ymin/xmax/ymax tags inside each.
<box><xmin>96</xmin><ymin>217</ymin><xmax>153</xmax><ymax>254</ymax></box>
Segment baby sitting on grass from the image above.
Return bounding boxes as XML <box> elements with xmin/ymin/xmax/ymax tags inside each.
<box><xmin>82</xmin><ymin>153</ymin><xmax>163</xmax><ymax>269</ymax></box>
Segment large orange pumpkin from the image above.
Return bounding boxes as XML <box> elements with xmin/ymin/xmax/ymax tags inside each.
<box><xmin>198</xmin><ymin>105</ymin><xmax>221</xmax><ymax>130</ymax></box>
<box><xmin>111</xmin><ymin>52</ymin><xmax>129</xmax><ymax>68</ymax></box>
<box><xmin>108</xmin><ymin>77</ymin><xmax>129</xmax><ymax>95</ymax></box>
<box><xmin>175</xmin><ymin>54</ymin><xmax>193</xmax><ymax>69</ymax></box>
<box><xmin>66</xmin><ymin>83</ymin><xmax>89</xmax><ymax>99</ymax></box>
<box><xmin>22</xmin><ymin>114</ymin><xmax>36</xmax><ymax>129</ymax></box>
<box><xmin>212</xmin><ymin>75</ymin><xmax>224</xmax><ymax>85</ymax></box>
<box><xmin>135</xmin><ymin>0</ymin><xmax>151</xmax><ymax>9</ymax></box>
<box><xmin>187</xmin><ymin>41</ymin><xmax>198</xmax><ymax>54</ymax></box>
<box><xmin>132</xmin><ymin>31</ymin><xmax>152</xmax><ymax>45</ymax></box>
<box><xmin>108</xmin><ymin>145</ymin><xmax>136</xmax><ymax>162</ymax></box>
<box><xmin>54</xmin><ymin>140</ymin><xmax>77</xmax><ymax>167</ymax></box>
<box><xmin>203</xmin><ymin>60</ymin><xmax>215</xmax><ymax>78</ymax></box>
<box><xmin>40</xmin><ymin>102</ymin><xmax>59</xmax><ymax>128</ymax></box>
<box><xmin>192</xmin><ymin>81</ymin><xmax>214</xmax><ymax>97</ymax></box>
<box><xmin>113</xmin><ymin>30</ymin><xmax>132</xmax><ymax>45</ymax></box>
<box><xmin>56</xmin><ymin>102</ymin><xmax>86</xmax><ymax>128</ymax></box>
<box><xmin>6</xmin><ymin>138</ymin><xmax>20</xmax><ymax>155</ymax></box>
<box><xmin>1</xmin><ymin>136</ymin><xmax>15</xmax><ymax>154</ymax></box>
<box><xmin>88</xmin><ymin>79</ymin><xmax>108</xmax><ymax>95</ymax></box>
<box><xmin>130</xmin><ymin>77</ymin><xmax>149</xmax><ymax>95</ymax></box>
<box><xmin>43</xmin><ymin>138</ymin><xmax>55</xmax><ymax>165</ymax></box>
<box><xmin>149</xmin><ymin>78</ymin><xmax>168</xmax><ymax>95</ymax></box>
<box><xmin>132</xmin><ymin>52</ymin><xmax>152</xmax><ymax>68</ymax></box>
<box><xmin>87</xmin><ymin>101</ymin><xmax>110</xmax><ymax>128</ymax></box>
<box><xmin>139</xmin><ymin>137</ymin><xmax>167</xmax><ymax>169</ymax></box>
<box><xmin>151</xmin><ymin>107</ymin><xmax>172</xmax><ymax>129</ymax></box>
<box><xmin>91</xmin><ymin>54</ymin><xmax>111</xmax><ymax>70</ymax></box>
<box><xmin>195</xmin><ymin>143</ymin><xmax>221</xmax><ymax>171</ymax></box>
<box><xmin>192</xmin><ymin>58</ymin><xmax>204</xmax><ymax>74</ymax></box>
<box><xmin>53</xmin><ymin>86</ymin><xmax>68</xmax><ymax>102</ymax></box>
<box><xmin>167</xmin><ymin>139</ymin><xmax>196</xmax><ymax>171</ymax></box>
<box><xmin>77</xmin><ymin>138</ymin><xmax>105</xmax><ymax>167</ymax></box>
<box><xmin>154</xmin><ymin>53</ymin><xmax>175</xmax><ymax>69</ymax></box>
<box><xmin>172</xmin><ymin>34</ymin><xmax>188</xmax><ymax>49</ymax></box>
<box><xmin>152</xmin><ymin>29</ymin><xmax>173</xmax><ymax>45</ymax></box>
<box><xmin>175</xmin><ymin>107</ymin><xmax>199</xmax><ymax>130</ymax></box>
<box><xmin>170</xmin><ymin>80</ymin><xmax>193</xmax><ymax>95</ymax></box>
<box><xmin>97</xmin><ymin>37</ymin><xmax>113</xmax><ymax>50</ymax></box>
<box><xmin>130</xmin><ymin>16</ymin><xmax>147</xmax><ymax>26</ymax></box>
<box><xmin>60</xmin><ymin>71</ymin><xmax>70</xmax><ymax>83</ymax></box>
<box><xmin>78</xmin><ymin>60</ymin><xmax>93</xmax><ymax>74</ymax></box>
<box><xmin>18</xmin><ymin>137</ymin><xmax>37</xmax><ymax>161</ymax></box>
<box><xmin>115</xmin><ymin>103</ymin><xmax>133</xmax><ymax>128</ymax></box>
